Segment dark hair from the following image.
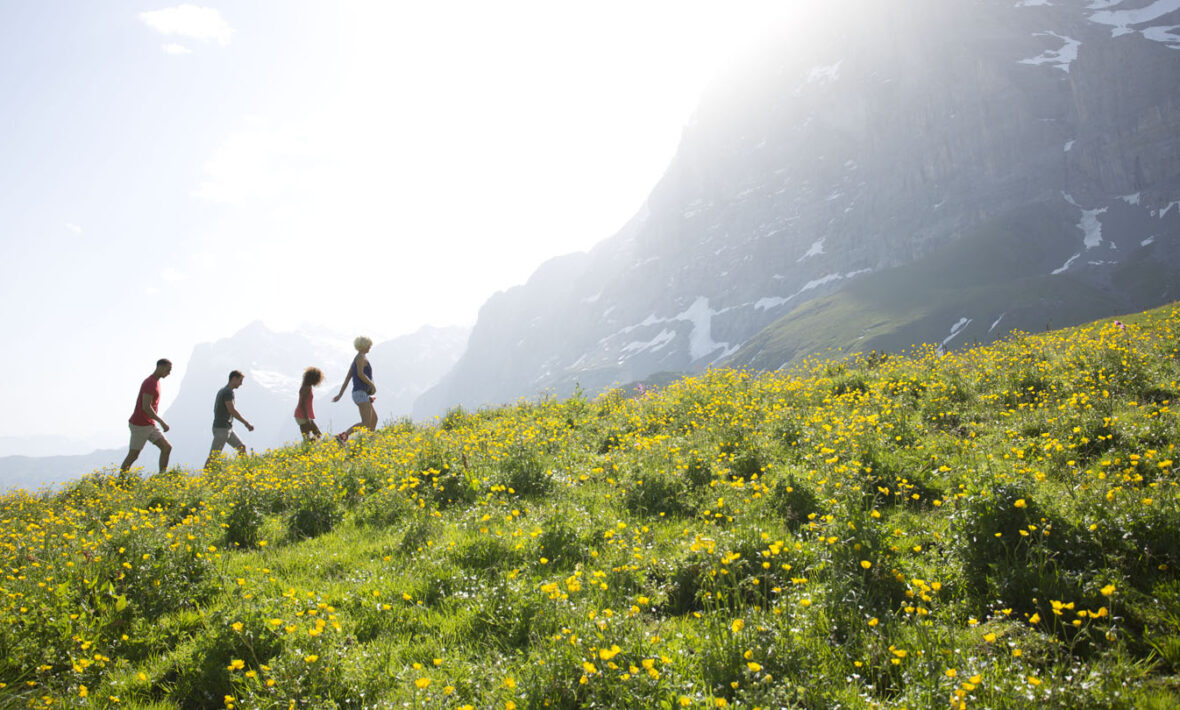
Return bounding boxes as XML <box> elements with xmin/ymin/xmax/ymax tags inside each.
<box><xmin>302</xmin><ymin>367</ymin><xmax>324</xmax><ymax>387</ymax></box>
<box><xmin>229</xmin><ymin>370</ymin><xmax>244</xmax><ymax>381</ymax></box>
<box><xmin>157</xmin><ymin>358</ymin><xmax>172</xmax><ymax>368</ymax></box>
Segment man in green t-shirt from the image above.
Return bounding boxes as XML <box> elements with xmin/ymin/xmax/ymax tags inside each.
<box><xmin>204</xmin><ymin>370</ymin><xmax>254</xmax><ymax>468</ymax></box>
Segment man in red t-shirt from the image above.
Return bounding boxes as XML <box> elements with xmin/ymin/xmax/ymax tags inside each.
<box><xmin>120</xmin><ymin>358</ymin><xmax>174</xmax><ymax>475</ymax></box>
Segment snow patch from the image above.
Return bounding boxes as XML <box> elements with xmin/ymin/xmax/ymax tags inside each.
<box><xmin>1160</xmin><ymin>201</ymin><xmax>1180</xmax><ymax>218</ymax></box>
<box><xmin>1089</xmin><ymin>0</ymin><xmax>1180</xmax><ymax>47</ymax></box>
<box><xmin>677</xmin><ymin>297</ymin><xmax>725</xmax><ymax>361</ymax></box>
<box><xmin>1141</xmin><ymin>236</ymin><xmax>1156</xmax><ymax>246</ymax></box>
<box><xmin>1142</xmin><ymin>24</ymin><xmax>1180</xmax><ymax>45</ymax></box>
<box><xmin>613</xmin><ymin>298</ymin><xmax>739</xmax><ymax>363</ymax></box>
<box><xmin>797</xmin><ymin>237</ymin><xmax>826</xmax><ymax>262</ymax></box>
<box><xmin>249</xmin><ymin>369</ymin><xmax>299</xmax><ymax>395</ymax></box>
<box><xmin>1064</xmin><ymin>139</ymin><xmax>1075</xmax><ymax>151</ymax></box>
<box><xmin>582</xmin><ymin>290</ymin><xmax>602</xmax><ymax>304</ymax></box>
<box><xmin>942</xmin><ymin>318</ymin><xmax>973</xmax><ymax>347</ymax></box>
<box><xmin>989</xmin><ymin>313</ymin><xmax>1007</xmax><ymax>334</ymax></box>
<box><xmin>1052</xmin><ymin>252</ymin><xmax>1082</xmax><ymax>274</ymax></box>
<box><xmin>1016</xmin><ymin>0</ymin><xmax>1052</xmax><ymax>6</ymax></box>
<box><xmin>1080</xmin><ymin>208</ymin><xmax>1108</xmax><ymax>248</ymax></box>
<box><xmin>1064</xmin><ymin>193</ymin><xmax>1108</xmax><ymax>249</ymax></box>
<box><xmin>1020</xmin><ymin>32</ymin><xmax>1081</xmax><ymax>72</ymax></box>
<box><xmin>1120</xmin><ymin>193</ymin><xmax>1141</xmax><ymax>205</ymax></box>
<box><xmin>806</xmin><ymin>60</ymin><xmax>842</xmax><ymax>85</ymax></box>
<box><xmin>621</xmin><ymin>329</ymin><xmax>676</xmax><ymax>355</ymax></box>
<box><xmin>755</xmin><ymin>269</ymin><xmax>872</xmax><ymax>311</ymax></box>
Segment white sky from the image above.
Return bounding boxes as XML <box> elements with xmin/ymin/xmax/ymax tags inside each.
<box><xmin>0</xmin><ymin>1</ymin><xmax>795</xmax><ymax>451</ymax></box>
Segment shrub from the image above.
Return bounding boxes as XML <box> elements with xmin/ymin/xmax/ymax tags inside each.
<box><xmin>769</xmin><ymin>473</ymin><xmax>820</xmax><ymax>531</ymax></box>
<box><xmin>498</xmin><ymin>444</ymin><xmax>553</xmax><ymax>497</ymax></box>
<box><xmin>623</xmin><ymin>470</ymin><xmax>692</xmax><ymax>517</ymax></box>
<box><xmin>223</xmin><ymin>495</ymin><xmax>265</xmax><ymax>549</ymax></box>
<box><xmin>286</xmin><ymin>491</ymin><xmax>342</xmax><ymax>541</ymax></box>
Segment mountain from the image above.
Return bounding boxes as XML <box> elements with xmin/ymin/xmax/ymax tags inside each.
<box><xmin>0</xmin><ymin>449</ymin><xmax>125</xmax><ymax>493</ymax></box>
<box><xmin>161</xmin><ymin>322</ymin><xmax>469</xmax><ymax>468</ymax></box>
<box><xmin>415</xmin><ymin>0</ymin><xmax>1180</xmax><ymax>418</ymax></box>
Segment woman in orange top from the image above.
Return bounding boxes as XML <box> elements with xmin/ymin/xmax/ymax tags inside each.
<box><xmin>295</xmin><ymin>367</ymin><xmax>324</xmax><ymax>440</ymax></box>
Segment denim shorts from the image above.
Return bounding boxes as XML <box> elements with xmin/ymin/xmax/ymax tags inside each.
<box><xmin>352</xmin><ymin>389</ymin><xmax>374</xmax><ymax>405</ymax></box>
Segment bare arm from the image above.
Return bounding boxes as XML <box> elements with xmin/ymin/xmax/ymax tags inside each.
<box><xmin>227</xmin><ymin>401</ymin><xmax>253</xmax><ymax>431</ymax></box>
<box><xmin>332</xmin><ymin>365</ymin><xmax>352</xmax><ymax>402</ymax></box>
<box><xmin>141</xmin><ymin>392</ymin><xmax>169</xmax><ymax>432</ymax></box>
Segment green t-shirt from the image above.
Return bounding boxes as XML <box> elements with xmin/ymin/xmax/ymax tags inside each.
<box><xmin>213</xmin><ymin>385</ymin><xmax>235</xmax><ymax>429</ymax></box>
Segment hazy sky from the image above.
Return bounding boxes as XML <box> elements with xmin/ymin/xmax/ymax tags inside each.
<box><xmin>0</xmin><ymin>1</ymin><xmax>794</xmax><ymax>450</ymax></box>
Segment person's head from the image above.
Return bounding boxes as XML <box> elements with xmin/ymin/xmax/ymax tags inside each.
<box><xmin>228</xmin><ymin>370</ymin><xmax>245</xmax><ymax>388</ymax></box>
<box><xmin>302</xmin><ymin>367</ymin><xmax>324</xmax><ymax>387</ymax></box>
<box><xmin>354</xmin><ymin>336</ymin><xmax>373</xmax><ymax>353</ymax></box>
<box><xmin>155</xmin><ymin>358</ymin><xmax>173</xmax><ymax>377</ymax></box>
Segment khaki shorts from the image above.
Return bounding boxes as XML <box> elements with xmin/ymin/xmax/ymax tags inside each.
<box><xmin>210</xmin><ymin>427</ymin><xmax>245</xmax><ymax>452</ymax></box>
<box><xmin>129</xmin><ymin>424</ymin><xmax>166</xmax><ymax>450</ymax></box>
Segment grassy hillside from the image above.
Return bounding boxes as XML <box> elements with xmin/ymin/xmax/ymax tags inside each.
<box><xmin>2</xmin><ymin>304</ymin><xmax>1178</xmax><ymax>709</ymax></box>
<box><xmin>727</xmin><ymin>204</ymin><xmax>1179</xmax><ymax>371</ymax></box>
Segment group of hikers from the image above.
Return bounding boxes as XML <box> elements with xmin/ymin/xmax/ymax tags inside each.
<box><xmin>119</xmin><ymin>336</ymin><xmax>379</xmax><ymax>475</ymax></box>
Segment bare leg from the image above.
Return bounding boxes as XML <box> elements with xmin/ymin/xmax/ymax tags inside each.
<box><xmin>158</xmin><ymin>440</ymin><xmax>172</xmax><ymax>473</ymax></box>
<box><xmin>121</xmin><ymin>448</ymin><xmax>141</xmax><ymax>472</ymax></box>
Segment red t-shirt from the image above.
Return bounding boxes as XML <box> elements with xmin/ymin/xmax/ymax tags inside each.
<box><xmin>129</xmin><ymin>375</ymin><xmax>160</xmax><ymax>426</ymax></box>
<box><xmin>295</xmin><ymin>385</ymin><xmax>315</xmax><ymax>420</ymax></box>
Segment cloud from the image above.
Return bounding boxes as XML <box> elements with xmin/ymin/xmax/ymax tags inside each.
<box><xmin>162</xmin><ymin>43</ymin><xmax>193</xmax><ymax>55</ymax></box>
<box><xmin>140</xmin><ymin>5</ymin><xmax>234</xmax><ymax>46</ymax></box>
<box><xmin>65</xmin><ymin>223</ymin><xmax>83</xmax><ymax>235</ymax></box>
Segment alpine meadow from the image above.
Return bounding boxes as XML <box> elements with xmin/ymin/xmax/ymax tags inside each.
<box><xmin>1</xmin><ymin>305</ymin><xmax>1178</xmax><ymax>709</ymax></box>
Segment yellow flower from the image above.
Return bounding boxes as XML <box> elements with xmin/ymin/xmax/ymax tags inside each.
<box><xmin>1100</xmin><ymin>584</ymin><xmax>1116</xmax><ymax>597</ymax></box>
<box><xmin>231</xmin><ymin>622</ymin><xmax>244</xmax><ymax>633</ymax></box>
<box><xmin>1014</xmin><ymin>499</ymin><xmax>1026</xmax><ymax>508</ymax></box>
<box><xmin>747</xmin><ymin>662</ymin><xmax>762</xmax><ymax>672</ymax></box>
<box><xmin>730</xmin><ymin>618</ymin><xmax>745</xmax><ymax>633</ymax></box>
<box><xmin>79</xmin><ymin>686</ymin><xmax>88</xmax><ymax>698</ymax></box>
<box><xmin>860</xmin><ymin>560</ymin><xmax>872</xmax><ymax>569</ymax></box>
<box><xmin>227</xmin><ymin>659</ymin><xmax>245</xmax><ymax>671</ymax></box>
<box><xmin>503</xmin><ymin>676</ymin><xmax>516</xmax><ymax>689</ymax></box>
<box><xmin>1027</xmin><ymin>676</ymin><xmax>1042</xmax><ymax>686</ymax></box>
<box><xmin>304</xmin><ymin>655</ymin><xmax>318</xmax><ymax>663</ymax></box>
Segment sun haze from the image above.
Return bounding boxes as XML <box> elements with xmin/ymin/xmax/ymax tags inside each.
<box><xmin>0</xmin><ymin>1</ymin><xmax>794</xmax><ymax>447</ymax></box>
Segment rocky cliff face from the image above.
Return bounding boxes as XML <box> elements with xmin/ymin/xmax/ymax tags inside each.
<box><xmin>415</xmin><ymin>0</ymin><xmax>1180</xmax><ymax>418</ymax></box>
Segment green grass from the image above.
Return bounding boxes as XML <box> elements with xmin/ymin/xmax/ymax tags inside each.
<box><xmin>1</xmin><ymin>303</ymin><xmax>1179</xmax><ymax>708</ymax></box>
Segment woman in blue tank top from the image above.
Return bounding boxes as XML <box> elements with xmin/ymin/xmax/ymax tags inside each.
<box><xmin>332</xmin><ymin>336</ymin><xmax>377</xmax><ymax>442</ymax></box>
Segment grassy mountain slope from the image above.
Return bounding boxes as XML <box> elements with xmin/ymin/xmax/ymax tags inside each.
<box><xmin>1</xmin><ymin>304</ymin><xmax>1178</xmax><ymax>708</ymax></box>
<box><xmin>727</xmin><ymin>204</ymin><xmax>1177</xmax><ymax>371</ymax></box>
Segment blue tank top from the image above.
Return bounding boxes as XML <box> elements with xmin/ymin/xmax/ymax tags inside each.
<box><xmin>350</xmin><ymin>358</ymin><xmax>373</xmax><ymax>392</ymax></box>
